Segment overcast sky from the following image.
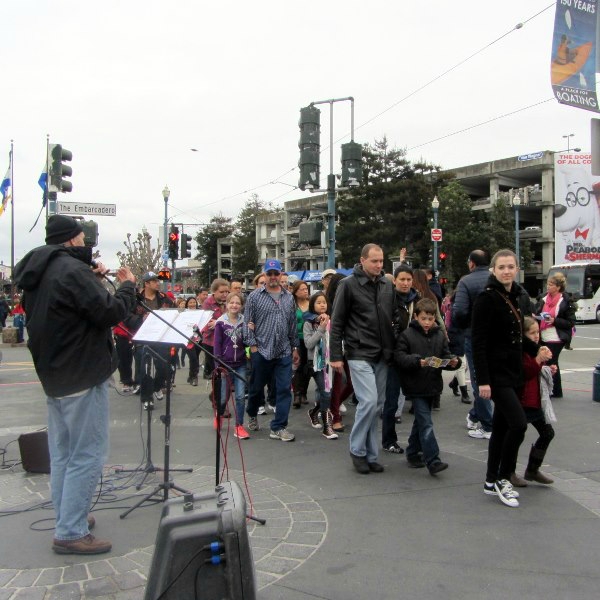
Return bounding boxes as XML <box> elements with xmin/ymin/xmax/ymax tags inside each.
<box><xmin>0</xmin><ymin>0</ymin><xmax>595</xmax><ymax>269</ymax></box>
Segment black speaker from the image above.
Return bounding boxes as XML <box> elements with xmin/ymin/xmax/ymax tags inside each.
<box><xmin>18</xmin><ymin>430</ymin><xmax>51</xmax><ymax>474</ymax></box>
<box><xmin>143</xmin><ymin>481</ymin><xmax>256</xmax><ymax>600</ymax></box>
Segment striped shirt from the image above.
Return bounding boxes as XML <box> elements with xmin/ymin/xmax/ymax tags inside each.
<box><xmin>243</xmin><ymin>285</ymin><xmax>299</xmax><ymax>360</ymax></box>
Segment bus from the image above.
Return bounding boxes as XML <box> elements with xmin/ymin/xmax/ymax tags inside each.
<box><xmin>548</xmin><ymin>263</ymin><xmax>600</xmax><ymax>322</ymax></box>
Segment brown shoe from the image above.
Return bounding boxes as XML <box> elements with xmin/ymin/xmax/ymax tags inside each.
<box><xmin>52</xmin><ymin>534</ymin><xmax>112</xmax><ymax>555</ymax></box>
<box><xmin>524</xmin><ymin>469</ymin><xmax>554</xmax><ymax>484</ymax></box>
<box><xmin>509</xmin><ymin>472</ymin><xmax>528</xmax><ymax>488</ymax></box>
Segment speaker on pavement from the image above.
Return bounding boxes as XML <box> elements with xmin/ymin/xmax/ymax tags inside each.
<box><xmin>143</xmin><ymin>481</ymin><xmax>256</xmax><ymax>600</ymax></box>
<box><xmin>18</xmin><ymin>430</ymin><xmax>51</xmax><ymax>474</ymax></box>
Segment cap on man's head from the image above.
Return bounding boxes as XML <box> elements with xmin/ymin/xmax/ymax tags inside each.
<box><xmin>45</xmin><ymin>215</ymin><xmax>83</xmax><ymax>245</ymax></box>
<box><xmin>264</xmin><ymin>259</ymin><xmax>282</xmax><ymax>273</ymax></box>
<box><xmin>321</xmin><ymin>268</ymin><xmax>336</xmax><ymax>279</ymax></box>
<box><xmin>143</xmin><ymin>271</ymin><xmax>159</xmax><ymax>282</ymax></box>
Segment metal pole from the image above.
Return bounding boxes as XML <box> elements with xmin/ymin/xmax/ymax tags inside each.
<box><xmin>9</xmin><ymin>140</ymin><xmax>15</xmax><ymax>308</ymax></box>
<box><xmin>327</xmin><ymin>100</ymin><xmax>336</xmax><ymax>268</ymax></box>
<box><xmin>515</xmin><ymin>204</ymin><xmax>520</xmax><ymax>271</ymax></box>
<box><xmin>433</xmin><ymin>207</ymin><xmax>438</xmax><ymax>272</ymax></box>
<box><xmin>162</xmin><ymin>186</ymin><xmax>169</xmax><ymax>292</ymax></box>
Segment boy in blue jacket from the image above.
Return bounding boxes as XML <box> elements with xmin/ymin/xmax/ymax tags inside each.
<box><xmin>395</xmin><ymin>298</ymin><xmax>460</xmax><ymax>475</ymax></box>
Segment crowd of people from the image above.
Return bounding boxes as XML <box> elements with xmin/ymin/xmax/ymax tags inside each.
<box><xmin>11</xmin><ymin>214</ymin><xmax>578</xmax><ymax>557</ymax></box>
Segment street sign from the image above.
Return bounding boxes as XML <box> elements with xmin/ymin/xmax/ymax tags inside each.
<box><xmin>56</xmin><ymin>201</ymin><xmax>116</xmax><ymax>216</ymax></box>
<box><xmin>431</xmin><ymin>228</ymin><xmax>443</xmax><ymax>242</ymax></box>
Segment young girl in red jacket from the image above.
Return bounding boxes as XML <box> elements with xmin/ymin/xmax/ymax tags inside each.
<box><xmin>512</xmin><ymin>316</ymin><xmax>556</xmax><ymax>487</ymax></box>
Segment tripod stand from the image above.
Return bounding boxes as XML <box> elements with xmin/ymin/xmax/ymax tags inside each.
<box><xmin>119</xmin><ymin>345</ymin><xmax>192</xmax><ymax>519</ymax></box>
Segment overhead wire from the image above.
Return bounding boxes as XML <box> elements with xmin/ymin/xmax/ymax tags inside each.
<box><xmin>180</xmin><ymin>3</ymin><xmax>555</xmax><ymax>221</ymax></box>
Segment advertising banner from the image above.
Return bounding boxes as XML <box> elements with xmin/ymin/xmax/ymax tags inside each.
<box><xmin>551</xmin><ymin>0</ymin><xmax>599</xmax><ymax>112</ymax></box>
<box><xmin>554</xmin><ymin>152</ymin><xmax>600</xmax><ymax>263</ymax></box>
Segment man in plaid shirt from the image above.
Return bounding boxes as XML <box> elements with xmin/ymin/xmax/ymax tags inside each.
<box><xmin>244</xmin><ymin>259</ymin><xmax>300</xmax><ymax>441</ymax></box>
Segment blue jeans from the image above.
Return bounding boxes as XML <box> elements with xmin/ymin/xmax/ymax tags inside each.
<box><xmin>310</xmin><ymin>368</ymin><xmax>331</xmax><ymax>410</ymax></box>
<box><xmin>247</xmin><ymin>352</ymin><xmax>293</xmax><ymax>431</ymax></box>
<box><xmin>47</xmin><ymin>381</ymin><xmax>110</xmax><ymax>540</ymax></box>
<box><xmin>382</xmin><ymin>364</ymin><xmax>405</xmax><ymax>447</ymax></box>
<box><xmin>220</xmin><ymin>364</ymin><xmax>247</xmax><ymax>425</ymax></box>
<box><xmin>406</xmin><ymin>396</ymin><xmax>440</xmax><ymax>466</ymax></box>
<box><xmin>348</xmin><ymin>359</ymin><xmax>388</xmax><ymax>462</ymax></box>
<box><xmin>465</xmin><ymin>336</ymin><xmax>493</xmax><ymax>432</ymax></box>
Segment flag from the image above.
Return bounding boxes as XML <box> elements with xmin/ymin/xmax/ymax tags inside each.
<box><xmin>0</xmin><ymin>156</ymin><xmax>11</xmax><ymax>217</ymax></box>
<box><xmin>38</xmin><ymin>163</ymin><xmax>48</xmax><ymax>207</ymax></box>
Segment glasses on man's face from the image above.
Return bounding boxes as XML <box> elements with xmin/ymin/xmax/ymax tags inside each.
<box><xmin>566</xmin><ymin>188</ymin><xmax>592</xmax><ymax>207</ymax></box>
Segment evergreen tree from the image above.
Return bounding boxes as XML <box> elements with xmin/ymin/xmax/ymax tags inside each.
<box><xmin>437</xmin><ymin>180</ymin><xmax>489</xmax><ymax>284</ymax></box>
<box><xmin>337</xmin><ymin>137</ymin><xmax>446</xmax><ymax>270</ymax></box>
<box><xmin>195</xmin><ymin>214</ymin><xmax>235</xmax><ymax>285</ymax></box>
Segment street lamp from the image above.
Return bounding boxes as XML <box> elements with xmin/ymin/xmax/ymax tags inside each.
<box><xmin>432</xmin><ymin>196</ymin><xmax>440</xmax><ymax>272</ymax></box>
<box><xmin>162</xmin><ymin>185</ymin><xmax>170</xmax><ymax>291</ymax></box>
<box><xmin>562</xmin><ymin>133</ymin><xmax>575</xmax><ymax>152</ymax></box>
<box><xmin>512</xmin><ymin>193</ymin><xmax>521</xmax><ymax>277</ymax></box>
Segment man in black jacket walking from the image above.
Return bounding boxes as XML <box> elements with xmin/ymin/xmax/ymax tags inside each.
<box><xmin>330</xmin><ymin>244</ymin><xmax>395</xmax><ymax>474</ymax></box>
<box><xmin>14</xmin><ymin>215</ymin><xmax>136</xmax><ymax>555</ymax></box>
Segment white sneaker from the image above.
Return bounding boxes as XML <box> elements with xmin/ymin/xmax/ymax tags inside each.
<box><xmin>340</xmin><ymin>403</ymin><xmax>347</xmax><ymax>414</ymax></box>
<box><xmin>494</xmin><ymin>479</ymin><xmax>520</xmax><ymax>507</ymax></box>
<box><xmin>257</xmin><ymin>406</ymin><xmax>266</xmax><ymax>415</ymax></box>
<box><xmin>466</xmin><ymin>414</ymin><xmax>478</xmax><ymax>430</ymax></box>
<box><xmin>153</xmin><ymin>390</ymin><xmax>164</xmax><ymax>401</ymax></box>
<box><xmin>269</xmin><ymin>428</ymin><xmax>295</xmax><ymax>442</ymax></box>
<box><xmin>468</xmin><ymin>426</ymin><xmax>491</xmax><ymax>439</ymax></box>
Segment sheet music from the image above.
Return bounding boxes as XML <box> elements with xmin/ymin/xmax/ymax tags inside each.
<box><xmin>133</xmin><ymin>309</ymin><xmax>213</xmax><ymax>344</ymax></box>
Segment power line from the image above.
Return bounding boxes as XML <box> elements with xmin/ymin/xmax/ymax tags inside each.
<box><xmin>408</xmin><ymin>97</ymin><xmax>555</xmax><ymax>150</ymax></box>
<box><xmin>182</xmin><ymin>3</ymin><xmax>555</xmax><ymax>218</ymax></box>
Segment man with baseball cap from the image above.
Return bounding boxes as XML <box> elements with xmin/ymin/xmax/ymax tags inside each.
<box><xmin>244</xmin><ymin>259</ymin><xmax>300</xmax><ymax>441</ymax></box>
<box><xmin>127</xmin><ymin>271</ymin><xmax>175</xmax><ymax>401</ymax></box>
<box><xmin>14</xmin><ymin>214</ymin><xmax>137</xmax><ymax>554</ymax></box>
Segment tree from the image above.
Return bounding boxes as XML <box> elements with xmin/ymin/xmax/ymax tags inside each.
<box><xmin>195</xmin><ymin>214</ymin><xmax>235</xmax><ymax>285</ymax></box>
<box><xmin>116</xmin><ymin>228</ymin><xmax>163</xmax><ymax>283</ymax></box>
<box><xmin>437</xmin><ymin>180</ymin><xmax>489</xmax><ymax>283</ymax></box>
<box><xmin>233</xmin><ymin>194</ymin><xmax>280</xmax><ymax>276</ymax></box>
<box><xmin>336</xmin><ymin>137</ymin><xmax>448</xmax><ymax>271</ymax></box>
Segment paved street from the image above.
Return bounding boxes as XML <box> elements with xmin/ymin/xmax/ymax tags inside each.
<box><xmin>1</xmin><ymin>324</ymin><xmax>599</xmax><ymax>599</ymax></box>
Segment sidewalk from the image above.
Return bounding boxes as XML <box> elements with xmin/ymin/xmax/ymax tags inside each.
<box><xmin>1</xmin><ymin>344</ymin><xmax>599</xmax><ymax>599</ymax></box>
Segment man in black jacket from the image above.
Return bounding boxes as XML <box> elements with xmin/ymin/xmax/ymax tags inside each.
<box><xmin>14</xmin><ymin>215</ymin><xmax>136</xmax><ymax>555</ymax></box>
<box><xmin>330</xmin><ymin>244</ymin><xmax>395</xmax><ymax>474</ymax></box>
<box><xmin>452</xmin><ymin>249</ymin><xmax>493</xmax><ymax>439</ymax></box>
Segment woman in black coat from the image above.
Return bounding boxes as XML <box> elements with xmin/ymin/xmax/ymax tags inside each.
<box><xmin>471</xmin><ymin>249</ymin><xmax>549</xmax><ymax>508</ymax></box>
<box><xmin>533</xmin><ymin>272</ymin><xmax>576</xmax><ymax>398</ymax></box>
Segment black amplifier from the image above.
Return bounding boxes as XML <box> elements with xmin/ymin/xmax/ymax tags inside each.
<box><xmin>143</xmin><ymin>481</ymin><xmax>256</xmax><ymax>600</ymax></box>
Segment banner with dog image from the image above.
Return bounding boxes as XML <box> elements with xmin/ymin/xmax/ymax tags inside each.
<box><xmin>551</xmin><ymin>0</ymin><xmax>600</xmax><ymax>113</ymax></box>
<box><xmin>554</xmin><ymin>152</ymin><xmax>600</xmax><ymax>263</ymax></box>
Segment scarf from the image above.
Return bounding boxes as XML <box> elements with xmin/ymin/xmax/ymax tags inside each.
<box><xmin>540</xmin><ymin>292</ymin><xmax>561</xmax><ymax>332</ymax></box>
<box><xmin>313</xmin><ymin>321</ymin><xmax>331</xmax><ymax>392</ymax></box>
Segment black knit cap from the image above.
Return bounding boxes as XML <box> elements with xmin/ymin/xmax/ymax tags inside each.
<box><xmin>45</xmin><ymin>215</ymin><xmax>83</xmax><ymax>245</ymax></box>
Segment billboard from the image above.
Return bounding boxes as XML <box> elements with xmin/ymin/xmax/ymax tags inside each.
<box><xmin>554</xmin><ymin>152</ymin><xmax>600</xmax><ymax>263</ymax></box>
<box><xmin>551</xmin><ymin>0</ymin><xmax>599</xmax><ymax>112</ymax></box>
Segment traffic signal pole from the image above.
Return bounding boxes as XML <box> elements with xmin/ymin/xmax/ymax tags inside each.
<box><xmin>300</xmin><ymin>97</ymin><xmax>357</xmax><ymax>269</ymax></box>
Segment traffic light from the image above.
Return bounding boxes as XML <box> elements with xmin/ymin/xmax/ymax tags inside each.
<box><xmin>49</xmin><ymin>144</ymin><xmax>73</xmax><ymax>193</ymax></box>
<box><xmin>168</xmin><ymin>225</ymin><xmax>179</xmax><ymax>261</ymax></box>
<box><xmin>158</xmin><ymin>267</ymin><xmax>171</xmax><ymax>281</ymax></box>
<box><xmin>341</xmin><ymin>141</ymin><xmax>362</xmax><ymax>187</ymax></box>
<box><xmin>180</xmin><ymin>233</ymin><xmax>192</xmax><ymax>259</ymax></box>
<box><xmin>81</xmin><ymin>220</ymin><xmax>99</xmax><ymax>247</ymax></box>
<box><xmin>298</xmin><ymin>105</ymin><xmax>321</xmax><ymax>191</ymax></box>
<box><xmin>439</xmin><ymin>251</ymin><xmax>447</xmax><ymax>270</ymax></box>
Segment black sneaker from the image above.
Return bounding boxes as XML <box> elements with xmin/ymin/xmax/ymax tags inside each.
<box><xmin>428</xmin><ymin>461</ymin><xmax>448</xmax><ymax>475</ymax></box>
<box><xmin>383</xmin><ymin>442</ymin><xmax>404</xmax><ymax>454</ymax></box>
<box><xmin>407</xmin><ymin>454</ymin><xmax>426</xmax><ymax>468</ymax></box>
